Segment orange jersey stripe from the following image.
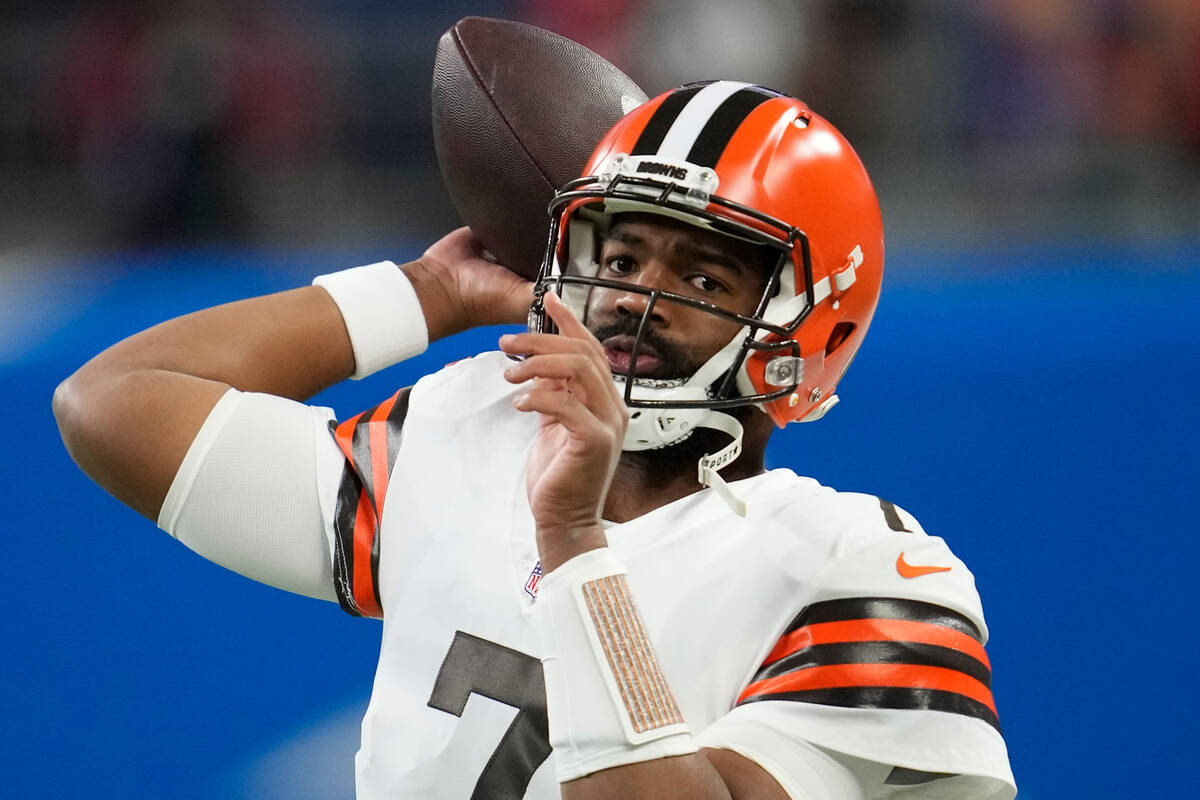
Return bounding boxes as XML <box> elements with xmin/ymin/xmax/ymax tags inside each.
<box><xmin>352</xmin><ymin>491</ymin><xmax>382</xmax><ymax>618</ymax></box>
<box><xmin>738</xmin><ymin>662</ymin><xmax>996</xmax><ymax>715</ymax></box>
<box><xmin>762</xmin><ymin>618</ymin><xmax>990</xmax><ymax>670</ymax></box>
<box><xmin>333</xmin><ymin>413</ymin><xmax>363</xmax><ymax>461</ymax></box>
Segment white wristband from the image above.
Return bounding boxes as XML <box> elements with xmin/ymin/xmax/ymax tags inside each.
<box><xmin>312</xmin><ymin>261</ymin><xmax>428</xmax><ymax>379</ymax></box>
<box><xmin>535</xmin><ymin>547</ymin><xmax>697</xmax><ymax>782</ymax></box>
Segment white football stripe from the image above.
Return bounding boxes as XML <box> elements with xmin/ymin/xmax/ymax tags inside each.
<box><xmin>655</xmin><ymin>81</ymin><xmax>752</xmax><ymax>160</ymax></box>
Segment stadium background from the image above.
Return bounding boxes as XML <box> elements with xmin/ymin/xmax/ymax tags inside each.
<box><xmin>3</xmin><ymin>1</ymin><xmax>1197</xmax><ymax>798</ymax></box>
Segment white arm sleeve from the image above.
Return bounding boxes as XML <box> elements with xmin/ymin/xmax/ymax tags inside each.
<box><xmin>157</xmin><ymin>388</ymin><xmax>345</xmax><ymax>602</ymax></box>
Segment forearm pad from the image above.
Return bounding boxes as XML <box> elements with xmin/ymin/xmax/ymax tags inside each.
<box><xmin>534</xmin><ymin>548</ymin><xmax>697</xmax><ymax>782</ymax></box>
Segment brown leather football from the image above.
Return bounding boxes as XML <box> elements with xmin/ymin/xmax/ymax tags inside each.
<box><xmin>432</xmin><ymin>17</ymin><xmax>647</xmax><ymax>279</ymax></box>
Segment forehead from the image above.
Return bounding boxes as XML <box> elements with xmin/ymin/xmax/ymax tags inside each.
<box><xmin>602</xmin><ymin>213</ymin><xmax>777</xmax><ymax>277</ymax></box>
<box><xmin>605</xmin><ymin>212</ymin><xmax>730</xmax><ymax>248</ymax></box>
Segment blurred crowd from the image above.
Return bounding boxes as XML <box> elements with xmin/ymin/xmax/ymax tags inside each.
<box><xmin>2</xmin><ymin>0</ymin><xmax>1197</xmax><ymax>255</ymax></box>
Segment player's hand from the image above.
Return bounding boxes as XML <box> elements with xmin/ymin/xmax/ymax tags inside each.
<box><xmin>499</xmin><ymin>291</ymin><xmax>629</xmax><ymax>572</ymax></box>
<box><xmin>407</xmin><ymin>227</ymin><xmax>534</xmax><ymax>340</ymax></box>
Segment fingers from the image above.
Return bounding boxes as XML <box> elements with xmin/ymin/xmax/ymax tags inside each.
<box><xmin>501</xmin><ymin>289</ymin><xmax>615</xmax><ymax>379</ymax></box>
<box><xmin>500</xmin><ymin>296</ymin><xmax>629</xmax><ymax>437</ymax></box>
<box><xmin>504</xmin><ymin>354</ymin><xmax>623</xmax><ymax>425</ymax></box>
<box><xmin>422</xmin><ymin>227</ymin><xmax>480</xmax><ymax>264</ymax></box>
<box><xmin>498</xmin><ymin>305</ymin><xmax>600</xmax><ymax>361</ymax></box>
<box><xmin>513</xmin><ymin>378</ymin><xmax>582</xmax><ymax>419</ymax></box>
<box><xmin>513</xmin><ymin>378</ymin><xmax>622</xmax><ymax>451</ymax></box>
<box><xmin>521</xmin><ymin>290</ymin><xmax>608</xmax><ymax>360</ymax></box>
<box><xmin>542</xmin><ymin>290</ymin><xmax>594</xmax><ymax>344</ymax></box>
<box><xmin>499</xmin><ymin>325</ymin><xmax>625</xmax><ymax>413</ymax></box>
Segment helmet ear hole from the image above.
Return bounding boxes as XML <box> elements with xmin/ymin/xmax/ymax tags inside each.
<box><xmin>825</xmin><ymin>322</ymin><xmax>856</xmax><ymax>357</ymax></box>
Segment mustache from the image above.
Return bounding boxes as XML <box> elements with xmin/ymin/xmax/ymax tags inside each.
<box><xmin>589</xmin><ymin>317</ymin><xmax>696</xmax><ymax>380</ymax></box>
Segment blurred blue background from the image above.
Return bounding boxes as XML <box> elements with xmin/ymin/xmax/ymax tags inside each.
<box><xmin>2</xmin><ymin>1</ymin><xmax>1197</xmax><ymax>799</ymax></box>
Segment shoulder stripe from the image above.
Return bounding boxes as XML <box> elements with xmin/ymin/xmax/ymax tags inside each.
<box><xmin>763</xmin><ymin>623</ymin><xmax>988</xmax><ymax>681</ymax></box>
<box><xmin>331</xmin><ymin>464</ymin><xmax>369</xmax><ymax>617</ymax></box>
<box><xmin>792</xmin><ymin>597</ymin><xmax>983</xmax><ymax>642</ymax></box>
<box><xmin>760</xmin><ymin>619</ymin><xmax>990</xmax><ymax>673</ymax></box>
<box><xmin>350</xmin><ymin>491</ymin><xmax>382</xmax><ymax>617</ymax></box>
<box><xmin>879</xmin><ymin>498</ymin><xmax>912</xmax><ymax>532</ymax></box>
<box><xmin>334</xmin><ymin>388</ymin><xmax>411</xmax><ymax>515</ymax></box>
<box><xmin>739</xmin><ymin>597</ymin><xmax>998</xmax><ymax>731</ymax></box>
<box><xmin>329</xmin><ymin>388</ymin><xmax>412</xmax><ymax>619</ymax></box>
<box><xmin>755</xmin><ymin>640</ymin><xmax>991</xmax><ymax>688</ymax></box>
<box><xmin>740</xmin><ymin>663</ymin><xmax>994</xmax><ymax>715</ymax></box>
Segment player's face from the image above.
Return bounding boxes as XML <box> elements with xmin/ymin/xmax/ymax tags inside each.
<box><xmin>583</xmin><ymin>214</ymin><xmax>772</xmax><ymax>380</ymax></box>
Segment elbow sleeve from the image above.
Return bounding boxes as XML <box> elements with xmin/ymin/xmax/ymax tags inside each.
<box><xmin>158</xmin><ymin>388</ymin><xmax>344</xmax><ymax>602</ymax></box>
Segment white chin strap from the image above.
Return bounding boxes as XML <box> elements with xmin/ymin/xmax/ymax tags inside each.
<box><xmin>619</xmin><ymin>381</ymin><xmax>748</xmax><ymax>517</ymax></box>
<box><xmin>615</xmin><ymin>330</ymin><xmax>752</xmax><ymax>516</ymax></box>
<box><xmin>694</xmin><ymin>412</ymin><xmax>747</xmax><ymax>517</ymax></box>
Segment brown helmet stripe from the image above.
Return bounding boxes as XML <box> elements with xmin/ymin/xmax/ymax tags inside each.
<box><xmin>685</xmin><ymin>86</ymin><xmax>780</xmax><ymax>167</ymax></box>
<box><xmin>629</xmin><ymin>83</ymin><xmax>705</xmax><ymax>156</ymax></box>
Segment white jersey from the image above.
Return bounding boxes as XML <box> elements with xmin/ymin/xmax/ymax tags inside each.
<box><xmin>318</xmin><ymin>352</ymin><xmax>1015</xmax><ymax>800</ymax></box>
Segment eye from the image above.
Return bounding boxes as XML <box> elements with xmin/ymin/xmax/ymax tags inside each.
<box><xmin>686</xmin><ymin>273</ymin><xmax>729</xmax><ymax>294</ymax></box>
<box><xmin>604</xmin><ymin>255</ymin><xmax>638</xmax><ymax>275</ymax></box>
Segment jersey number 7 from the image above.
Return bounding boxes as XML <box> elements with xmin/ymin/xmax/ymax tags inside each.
<box><xmin>427</xmin><ymin>631</ymin><xmax>551</xmax><ymax>798</ymax></box>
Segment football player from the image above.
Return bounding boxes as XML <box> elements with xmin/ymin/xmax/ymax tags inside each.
<box><xmin>54</xmin><ymin>82</ymin><xmax>1016</xmax><ymax>799</ymax></box>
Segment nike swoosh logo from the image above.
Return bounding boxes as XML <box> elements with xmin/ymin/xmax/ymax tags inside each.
<box><xmin>896</xmin><ymin>552</ymin><xmax>952</xmax><ymax>579</ymax></box>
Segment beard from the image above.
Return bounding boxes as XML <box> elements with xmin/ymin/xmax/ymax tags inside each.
<box><xmin>586</xmin><ymin>314</ymin><xmax>754</xmax><ymax>465</ymax></box>
<box><xmin>587</xmin><ymin>316</ymin><xmax>701</xmax><ymax>383</ymax></box>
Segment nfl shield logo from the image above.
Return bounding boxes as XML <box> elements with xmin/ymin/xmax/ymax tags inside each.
<box><xmin>524</xmin><ymin>561</ymin><xmax>543</xmax><ymax>601</ymax></box>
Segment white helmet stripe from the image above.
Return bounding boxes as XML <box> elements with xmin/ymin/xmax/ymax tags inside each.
<box><xmin>655</xmin><ymin>81</ymin><xmax>753</xmax><ymax>160</ymax></box>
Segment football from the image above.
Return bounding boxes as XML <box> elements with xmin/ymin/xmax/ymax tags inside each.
<box><xmin>432</xmin><ymin>16</ymin><xmax>648</xmax><ymax>280</ymax></box>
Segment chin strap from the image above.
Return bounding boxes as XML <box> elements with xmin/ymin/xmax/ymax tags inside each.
<box><xmin>614</xmin><ymin>330</ymin><xmax>754</xmax><ymax>516</ymax></box>
<box><xmin>694</xmin><ymin>411</ymin><xmax>747</xmax><ymax>517</ymax></box>
<box><xmin>618</xmin><ymin>387</ymin><xmax>750</xmax><ymax>517</ymax></box>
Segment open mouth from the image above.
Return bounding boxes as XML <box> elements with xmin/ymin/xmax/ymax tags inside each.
<box><xmin>602</xmin><ymin>334</ymin><xmax>663</xmax><ymax>376</ymax></box>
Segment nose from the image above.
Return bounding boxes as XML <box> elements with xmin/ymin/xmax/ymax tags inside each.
<box><xmin>612</xmin><ymin>264</ymin><xmax>671</xmax><ymax>327</ymax></box>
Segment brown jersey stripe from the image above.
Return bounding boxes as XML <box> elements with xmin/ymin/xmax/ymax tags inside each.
<box><xmin>879</xmin><ymin>498</ymin><xmax>912</xmax><ymax>532</ymax></box>
<box><xmin>752</xmin><ymin>641</ymin><xmax>991</xmax><ymax>689</ymax></box>
<box><xmin>762</xmin><ymin>618</ymin><xmax>990</xmax><ymax>670</ymax></box>
<box><xmin>788</xmin><ymin>597</ymin><xmax>984</xmax><ymax>642</ymax></box>
<box><xmin>737</xmin><ymin>662</ymin><xmax>996</xmax><ymax>716</ymax></box>
<box><xmin>334</xmin><ymin>412</ymin><xmax>369</xmax><ymax>493</ymax></box>
<box><xmin>886</xmin><ymin>767</ymin><xmax>956</xmax><ymax>786</ymax></box>
<box><xmin>741</xmin><ymin>686</ymin><xmax>1001</xmax><ymax>732</ymax></box>
<box><xmin>329</xmin><ymin>473</ymin><xmax>382</xmax><ymax>619</ymax></box>
<box><xmin>331</xmin><ymin>461</ymin><xmax>365</xmax><ymax>617</ymax></box>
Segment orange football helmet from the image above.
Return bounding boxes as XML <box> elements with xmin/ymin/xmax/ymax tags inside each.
<box><xmin>530</xmin><ymin>80</ymin><xmax>884</xmax><ymax>452</ymax></box>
